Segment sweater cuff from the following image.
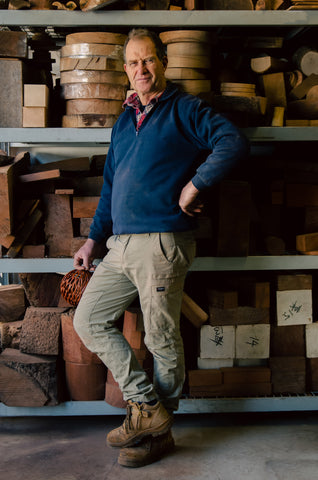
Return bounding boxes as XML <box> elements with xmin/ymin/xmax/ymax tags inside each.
<box><xmin>191</xmin><ymin>174</ymin><xmax>208</xmax><ymax>191</ymax></box>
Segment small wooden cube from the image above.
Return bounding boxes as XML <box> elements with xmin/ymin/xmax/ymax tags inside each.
<box><xmin>22</xmin><ymin>107</ymin><xmax>48</xmax><ymax>127</ymax></box>
<box><xmin>24</xmin><ymin>84</ymin><xmax>49</xmax><ymax>107</ymax></box>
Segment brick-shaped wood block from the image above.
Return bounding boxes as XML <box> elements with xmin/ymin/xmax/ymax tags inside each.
<box><xmin>277</xmin><ymin>274</ymin><xmax>312</xmax><ymax>291</ymax></box>
<box><xmin>0</xmin><ymin>284</ymin><xmax>25</xmax><ymax>322</ymax></box>
<box><xmin>296</xmin><ymin>232</ymin><xmax>318</xmax><ymax>253</ymax></box>
<box><xmin>61</xmin><ymin>310</ymin><xmax>102</xmax><ymax>364</ymax></box>
<box><xmin>270</xmin><ymin>356</ymin><xmax>306</xmax><ymax>394</ymax></box>
<box><xmin>73</xmin><ymin>196</ymin><xmax>100</xmax><ymax>218</ymax></box>
<box><xmin>276</xmin><ymin>290</ymin><xmax>312</xmax><ymax>326</ymax></box>
<box><xmin>209</xmin><ymin>306</ymin><xmax>270</xmax><ymax>326</ymax></box>
<box><xmin>0</xmin><ymin>31</ymin><xmax>27</xmax><ymax>58</ymax></box>
<box><xmin>307</xmin><ymin>358</ymin><xmax>318</xmax><ymax>391</ymax></box>
<box><xmin>0</xmin><ymin>59</ymin><xmax>25</xmax><ymax>127</ymax></box>
<box><xmin>221</xmin><ymin>366</ymin><xmax>271</xmax><ymax>384</ymax></box>
<box><xmin>206</xmin><ymin>289</ymin><xmax>238</xmax><ymax>309</ymax></box>
<box><xmin>236</xmin><ymin>324</ymin><xmax>270</xmax><ymax>359</ymax></box>
<box><xmin>20</xmin><ymin>306</ymin><xmax>67</xmax><ymax>356</ymax></box>
<box><xmin>0</xmin><ymin>348</ymin><xmax>60</xmax><ymax>406</ymax></box>
<box><xmin>270</xmin><ymin>325</ymin><xmax>305</xmax><ymax>356</ymax></box>
<box><xmin>200</xmin><ymin>324</ymin><xmax>235</xmax><ymax>359</ymax></box>
<box><xmin>23</xmin><ymin>107</ymin><xmax>48</xmax><ymax>127</ymax></box>
<box><xmin>188</xmin><ymin>368</ymin><xmax>223</xmax><ymax>387</ymax></box>
<box><xmin>43</xmin><ymin>194</ymin><xmax>73</xmax><ymax>257</ymax></box>
<box><xmin>65</xmin><ymin>361</ymin><xmax>107</xmax><ymax>401</ymax></box>
<box><xmin>217</xmin><ymin>180</ymin><xmax>251</xmax><ymax>256</ymax></box>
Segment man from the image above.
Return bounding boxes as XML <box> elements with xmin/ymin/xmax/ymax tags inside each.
<box><xmin>73</xmin><ymin>28</ymin><xmax>248</xmax><ymax>468</ymax></box>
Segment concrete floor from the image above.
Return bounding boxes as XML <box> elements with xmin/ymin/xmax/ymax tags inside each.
<box><xmin>1</xmin><ymin>411</ymin><xmax>318</xmax><ymax>480</ymax></box>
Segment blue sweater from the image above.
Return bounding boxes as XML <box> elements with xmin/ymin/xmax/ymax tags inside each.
<box><xmin>89</xmin><ymin>83</ymin><xmax>248</xmax><ymax>243</ymax></box>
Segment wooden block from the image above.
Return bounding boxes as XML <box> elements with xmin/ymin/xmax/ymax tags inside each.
<box><xmin>209</xmin><ymin>306</ymin><xmax>270</xmax><ymax>326</ymax></box>
<box><xmin>61</xmin><ymin>43</ymin><xmax>124</xmax><ymax>59</ymax></box>
<box><xmin>0</xmin><ymin>153</ymin><xmax>29</xmax><ymax>237</ymax></box>
<box><xmin>22</xmin><ymin>244</ymin><xmax>46</xmax><ymax>258</ymax></box>
<box><xmin>0</xmin><ymin>348</ymin><xmax>61</xmax><ymax>406</ymax></box>
<box><xmin>0</xmin><ymin>234</ymin><xmax>15</xmax><ymax>249</ymax></box>
<box><xmin>0</xmin><ymin>320</ymin><xmax>23</xmax><ymax>350</ymax></box>
<box><xmin>222</xmin><ymin>382</ymin><xmax>272</xmax><ymax>397</ymax></box>
<box><xmin>236</xmin><ymin>324</ymin><xmax>270</xmax><ymax>359</ymax></box>
<box><xmin>71</xmin><ymin>237</ymin><xmax>87</xmax><ymax>256</ymax></box>
<box><xmin>290</xmin><ymin>74</ymin><xmax>318</xmax><ymax>100</ymax></box>
<box><xmin>206</xmin><ymin>289</ymin><xmax>238</xmax><ymax>309</ymax></box>
<box><xmin>307</xmin><ymin>85</ymin><xmax>318</xmax><ymax>101</ymax></box>
<box><xmin>277</xmin><ymin>274</ymin><xmax>312</xmax><ymax>291</ymax></box>
<box><xmin>181</xmin><ymin>292</ymin><xmax>209</xmax><ymax>328</ymax></box>
<box><xmin>0</xmin><ymin>284</ymin><xmax>25</xmax><ymax>322</ymax></box>
<box><xmin>304</xmin><ymin>207</ymin><xmax>318</xmax><ymax>233</ymax></box>
<box><xmin>19</xmin><ymin>272</ymin><xmax>67</xmax><ymax>307</ymax></box>
<box><xmin>276</xmin><ymin>290</ymin><xmax>312</xmax><ymax>326</ymax></box>
<box><xmin>80</xmin><ymin>218</ymin><xmax>92</xmax><ymax>237</ymax></box>
<box><xmin>262</xmin><ymin>72</ymin><xmax>287</xmax><ymax>107</ymax></box>
<box><xmin>105</xmin><ymin>381</ymin><xmax>127</xmax><ymax>408</ymax></box>
<box><xmin>55</xmin><ymin>189</ymin><xmax>74</xmax><ymax>195</ymax></box>
<box><xmin>73</xmin><ymin>196</ymin><xmax>100</xmax><ymax>218</ymax></box>
<box><xmin>0</xmin><ymin>31</ymin><xmax>27</xmax><ymax>58</ymax></box>
<box><xmin>60</xmin><ymin>70</ymin><xmax>129</xmax><ymax>85</ymax></box>
<box><xmin>189</xmin><ymin>384</ymin><xmax>226</xmax><ymax>397</ymax></box>
<box><xmin>69</xmin><ymin>176</ymin><xmax>104</xmax><ymax>194</ymax></box>
<box><xmin>188</xmin><ymin>368</ymin><xmax>223</xmax><ymax>387</ymax></box>
<box><xmin>61</xmin><ymin>310</ymin><xmax>102</xmax><ymax>364</ymax></box>
<box><xmin>60</xmin><ymin>56</ymin><xmax>123</xmax><ymax>73</ymax></box>
<box><xmin>210</xmin><ymin>94</ymin><xmax>267</xmax><ymax>116</ymax></box>
<box><xmin>19</xmin><ymin>169</ymin><xmax>61</xmax><ymax>183</ymax></box>
<box><xmin>159</xmin><ymin>30</ymin><xmax>212</xmax><ymax>45</ymax></box>
<box><xmin>31</xmin><ymin>156</ymin><xmax>90</xmax><ymax>173</ymax></box>
<box><xmin>306</xmin><ymin>323</ymin><xmax>318</xmax><ymax>358</ymax></box>
<box><xmin>171</xmin><ymin>79</ymin><xmax>211</xmax><ymax>95</ymax></box>
<box><xmin>165</xmin><ymin>67</ymin><xmax>208</xmax><ymax>80</ymax></box>
<box><xmin>62</xmin><ymin>114</ymin><xmax>118</xmax><ymax>128</ymax></box>
<box><xmin>200</xmin><ymin>324</ymin><xmax>235</xmax><ymax>359</ymax></box>
<box><xmin>239</xmin><ymin>282</ymin><xmax>270</xmax><ymax>309</ymax></box>
<box><xmin>122</xmin><ymin>308</ymin><xmax>145</xmax><ymax>350</ymax></box>
<box><xmin>286</xmin><ymin>184</ymin><xmax>318</xmax><ymax>207</ymax></box>
<box><xmin>307</xmin><ymin>358</ymin><xmax>318</xmax><ymax>391</ymax></box>
<box><xmin>217</xmin><ymin>180</ymin><xmax>251</xmax><ymax>256</ymax></box>
<box><xmin>0</xmin><ymin>59</ymin><xmax>25</xmax><ymax>127</ymax></box>
<box><xmin>65</xmin><ymin>31</ymin><xmax>127</xmax><ymax>46</ymax></box>
<box><xmin>270</xmin><ymin>325</ymin><xmax>305</xmax><ymax>356</ymax></box>
<box><xmin>271</xmin><ymin>106</ymin><xmax>285</xmax><ymax>126</ymax></box>
<box><xmin>43</xmin><ymin>194</ymin><xmax>73</xmax><ymax>257</ymax></box>
<box><xmin>221</xmin><ymin>366</ymin><xmax>271</xmax><ymax>384</ymax></box>
<box><xmin>288</xmin><ymin>99</ymin><xmax>318</xmax><ymax>120</ymax></box>
<box><xmin>166</xmin><ymin>55</ymin><xmax>211</xmax><ymax>69</ymax></box>
<box><xmin>250</xmin><ymin>56</ymin><xmax>289</xmax><ymax>74</ymax></box>
<box><xmin>270</xmin><ymin>356</ymin><xmax>306</xmax><ymax>394</ymax></box>
<box><xmin>293</xmin><ymin>47</ymin><xmax>318</xmax><ymax>77</ymax></box>
<box><xmin>197</xmin><ymin>357</ymin><xmax>234</xmax><ymax>369</ymax></box>
<box><xmin>24</xmin><ymin>84</ymin><xmax>49</xmax><ymax>107</ymax></box>
<box><xmin>167</xmin><ymin>42</ymin><xmax>210</xmax><ymax>58</ymax></box>
<box><xmin>20</xmin><ymin>306</ymin><xmax>67</xmax><ymax>356</ymax></box>
<box><xmin>23</xmin><ymin>107</ymin><xmax>48</xmax><ymax>127</ymax></box>
<box><xmin>296</xmin><ymin>232</ymin><xmax>318</xmax><ymax>253</ymax></box>
<box><xmin>65</xmin><ymin>361</ymin><xmax>107</xmax><ymax>401</ymax></box>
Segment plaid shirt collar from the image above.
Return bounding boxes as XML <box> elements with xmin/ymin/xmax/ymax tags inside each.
<box><xmin>123</xmin><ymin>90</ymin><xmax>164</xmax><ymax>132</ymax></box>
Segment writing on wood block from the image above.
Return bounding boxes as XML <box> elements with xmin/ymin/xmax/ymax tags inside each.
<box><xmin>276</xmin><ymin>290</ymin><xmax>312</xmax><ymax>326</ymax></box>
<box><xmin>235</xmin><ymin>324</ymin><xmax>270</xmax><ymax>359</ymax></box>
<box><xmin>305</xmin><ymin>323</ymin><xmax>318</xmax><ymax>358</ymax></box>
<box><xmin>200</xmin><ymin>324</ymin><xmax>235</xmax><ymax>359</ymax></box>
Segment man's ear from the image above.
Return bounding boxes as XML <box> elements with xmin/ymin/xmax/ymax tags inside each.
<box><xmin>124</xmin><ymin>63</ymin><xmax>127</xmax><ymax>73</ymax></box>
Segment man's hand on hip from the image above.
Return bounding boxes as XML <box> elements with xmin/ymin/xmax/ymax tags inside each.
<box><xmin>179</xmin><ymin>181</ymin><xmax>203</xmax><ymax>217</ymax></box>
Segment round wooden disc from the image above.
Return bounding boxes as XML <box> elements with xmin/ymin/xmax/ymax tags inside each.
<box><xmin>172</xmin><ymin>79</ymin><xmax>211</xmax><ymax>95</ymax></box>
<box><xmin>221</xmin><ymin>91</ymin><xmax>256</xmax><ymax>98</ymax></box>
<box><xmin>61</xmin><ymin>43</ymin><xmax>124</xmax><ymax>58</ymax></box>
<box><xmin>165</xmin><ymin>67</ymin><xmax>208</xmax><ymax>80</ymax></box>
<box><xmin>307</xmin><ymin>85</ymin><xmax>318</xmax><ymax>101</ymax></box>
<box><xmin>159</xmin><ymin>30</ymin><xmax>211</xmax><ymax>44</ymax></box>
<box><xmin>66</xmin><ymin>99</ymin><xmax>123</xmax><ymax>115</ymax></box>
<box><xmin>60</xmin><ymin>70</ymin><xmax>129</xmax><ymax>85</ymax></box>
<box><xmin>167</xmin><ymin>55</ymin><xmax>211</xmax><ymax>69</ymax></box>
<box><xmin>62</xmin><ymin>114</ymin><xmax>118</xmax><ymax>128</ymax></box>
<box><xmin>167</xmin><ymin>42</ymin><xmax>210</xmax><ymax>57</ymax></box>
<box><xmin>63</xmin><ymin>83</ymin><xmax>127</xmax><ymax>100</ymax></box>
<box><xmin>221</xmin><ymin>82</ymin><xmax>256</xmax><ymax>89</ymax></box>
<box><xmin>221</xmin><ymin>86</ymin><xmax>255</xmax><ymax>92</ymax></box>
<box><xmin>60</xmin><ymin>56</ymin><xmax>124</xmax><ymax>73</ymax></box>
<box><xmin>65</xmin><ymin>32</ymin><xmax>127</xmax><ymax>46</ymax></box>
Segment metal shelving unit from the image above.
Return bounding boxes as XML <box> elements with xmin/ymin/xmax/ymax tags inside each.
<box><xmin>1</xmin><ymin>9</ymin><xmax>318</xmax><ymax>416</ymax></box>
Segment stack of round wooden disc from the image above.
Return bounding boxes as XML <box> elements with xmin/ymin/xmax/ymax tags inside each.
<box><xmin>220</xmin><ymin>82</ymin><xmax>256</xmax><ymax>98</ymax></box>
<box><xmin>159</xmin><ymin>30</ymin><xmax>212</xmax><ymax>96</ymax></box>
<box><xmin>60</xmin><ymin>31</ymin><xmax>128</xmax><ymax>128</ymax></box>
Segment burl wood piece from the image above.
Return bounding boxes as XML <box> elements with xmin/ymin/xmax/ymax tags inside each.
<box><xmin>0</xmin><ymin>284</ymin><xmax>25</xmax><ymax>322</ymax></box>
<box><xmin>19</xmin><ymin>272</ymin><xmax>67</xmax><ymax>307</ymax></box>
<box><xmin>43</xmin><ymin>194</ymin><xmax>73</xmax><ymax>257</ymax></box>
<box><xmin>0</xmin><ymin>320</ymin><xmax>23</xmax><ymax>350</ymax></box>
<box><xmin>20</xmin><ymin>306</ymin><xmax>68</xmax><ymax>356</ymax></box>
<box><xmin>0</xmin><ymin>31</ymin><xmax>28</xmax><ymax>58</ymax></box>
<box><xmin>0</xmin><ymin>348</ymin><xmax>61</xmax><ymax>406</ymax></box>
<box><xmin>0</xmin><ymin>59</ymin><xmax>26</xmax><ymax>127</ymax></box>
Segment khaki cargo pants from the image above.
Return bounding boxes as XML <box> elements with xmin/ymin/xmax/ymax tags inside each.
<box><xmin>74</xmin><ymin>231</ymin><xmax>196</xmax><ymax>413</ymax></box>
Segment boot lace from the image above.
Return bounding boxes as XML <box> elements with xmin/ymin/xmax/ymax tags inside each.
<box><xmin>123</xmin><ymin>402</ymin><xmax>151</xmax><ymax>433</ymax></box>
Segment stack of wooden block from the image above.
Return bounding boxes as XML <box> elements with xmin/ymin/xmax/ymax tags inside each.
<box><xmin>23</xmin><ymin>84</ymin><xmax>49</xmax><ymax>127</ymax></box>
<box><xmin>60</xmin><ymin>31</ymin><xmax>128</xmax><ymax>128</ymax></box>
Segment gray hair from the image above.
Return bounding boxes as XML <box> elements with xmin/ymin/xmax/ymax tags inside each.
<box><xmin>123</xmin><ymin>28</ymin><xmax>166</xmax><ymax>63</ymax></box>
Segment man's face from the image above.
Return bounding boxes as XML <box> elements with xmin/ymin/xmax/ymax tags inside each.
<box><xmin>124</xmin><ymin>36</ymin><xmax>167</xmax><ymax>102</ymax></box>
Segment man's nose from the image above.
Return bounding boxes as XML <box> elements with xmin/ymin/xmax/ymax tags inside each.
<box><xmin>137</xmin><ymin>60</ymin><xmax>148</xmax><ymax>72</ymax></box>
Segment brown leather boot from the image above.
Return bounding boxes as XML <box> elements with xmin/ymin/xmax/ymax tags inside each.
<box><xmin>107</xmin><ymin>400</ymin><xmax>173</xmax><ymax>448</ymax></box>
<box><xmin>118</xmin><ymin>430</ymin><xmax>175</xmax><ymax>468</ymax></box>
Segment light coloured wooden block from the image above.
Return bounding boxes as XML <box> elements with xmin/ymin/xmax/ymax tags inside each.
<box><xmin>236</xmin><ymin>324</ymin><xmax>270</xmax><ymax>359</ymax></box>
<box><xmin>22</xmin><ymin>107</ymin><xmax>48</xmax><ymax>127</ymax></box>
<box><xmin>197</xmin><ymin>357</ymin><xmax>234</xmax><ymax>369</ymax></box>
<box><xmin>24</xmin><ymin>84</ymin><xmax>49</xmax><ymax>107</ymax></box>
<box><xmin>306</xmin><ymin>323</ymin><xmax>318</xmax><ymax>357</ymax></box>
<box><xmin>276</xmin><ymin>290</ymin><xmax>312</xmax><ymax>326</ymax></box>
<box><xmin>200</xmin><ymin>324</ymin><xmax>235</xmax><ymax>359</ymax></box>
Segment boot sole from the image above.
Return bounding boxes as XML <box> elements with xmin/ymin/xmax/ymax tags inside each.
<box><xmin>107</xmin><ymin>416</ymin><xmax>173</xmax><ymax>448</ymax></box>
<box><xmin>118</xmin><ymin>438</ymin><xmax>175</xmax><ymax>468</ymax></box>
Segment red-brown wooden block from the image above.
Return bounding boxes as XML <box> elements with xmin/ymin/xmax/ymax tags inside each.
<box><xmin>270</xmin><ymin>356</ymin><xmax>306</xmax><ymax>394</ymax></box>
<box><xmin>65</xmin><ymin>361</ymin><xmax>107</xmax><ymax>401</ymax></box>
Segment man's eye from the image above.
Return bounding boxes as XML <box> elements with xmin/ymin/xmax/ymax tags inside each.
<box><xmin>145</xmin><ymin>59</ymin><xmax>154</xmax><ymax>65</ymax></box>
<box><xmin>129</xmin><ymin>62</ymin><xmax>138</xmax><ymax>67</ymax></box>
